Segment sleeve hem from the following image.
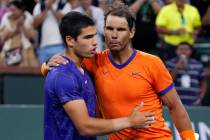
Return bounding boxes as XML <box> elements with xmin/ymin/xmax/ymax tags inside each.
<box><xmin>158</xmin><ymin>83</ymin><xmax>174</xmax><ymax>96</ymax></box>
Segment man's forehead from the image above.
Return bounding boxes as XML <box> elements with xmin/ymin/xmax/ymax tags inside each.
<box><xmin>105</xmin><ymin>15</ymin><xmax>127</xmax><ymax>22</ymax></box>
<box><xmin>105</xmin><ymin>15</ymin><xmax>128</xmax><ymax>25</ymax></box>
<box><xmin>80</xmin><ymin>26</ymin><xmax>96</xmax><ymax>35</ymax></box>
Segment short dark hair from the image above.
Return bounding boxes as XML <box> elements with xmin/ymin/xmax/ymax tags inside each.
<box><xmin>59</xmin><ymin>11</ymin><xmax>95</xmax><ymax>45</ymax></box>
<box><xmin>104</xmin><ymin>2</ymin><xmax>136</xmax><ymax>30</ymax></box>
<box><xmin>9</xmin><ymin>0</ymin><xmax>26</xmax><ymax>11</ymax></box>
<box><xmin>177</xmin><ymin>42</ymin><xmax>192</xmax><ymax>50</ymax></box>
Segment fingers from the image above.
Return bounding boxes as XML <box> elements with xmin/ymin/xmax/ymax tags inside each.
<box><xmin>144</xmin><ymin>112</ymin><xmax>155</xmax><ymax>117</ymax></box>
<box><xmin>147</xmin><ymin>116</ymin><xmax>155</xmax><ymax>121</ymax></box>
<box><xmin>47</xmin><ymin>55</ymin><xmax>68</xmax><ymax>67</ymax></box>
<box><xmin>133</xmin><ymin>102</ymin><xmax>144</xmax><ymax>112</ymax></box>
<box><xmin>134</xmin><ymin>118</ymin><xmax>156</xmax><ymax>129</ymax></box>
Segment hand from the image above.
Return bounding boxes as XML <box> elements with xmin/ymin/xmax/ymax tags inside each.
<box><xmin>17</xmin><ymin>15</ymin><xmax>25</xmax><ymax>26</ymax></box>
<box><xmin>176</xmin><ymin>28</ymin><xmax>186</xmax><ymax>35</ymax></box>
<box><xmin>46</xmin><ymin>54</ymin><xmax>68</xmax><ymax>68</ymax></box>
<box><xmin>190</xmin><ymin>30</ymin><xmax>199</xmax><ymax>39</ymax></box>
<box><xmin>128</xmin><ymin>102</ymin><xmax>155</xmax><ymax>128</ymax></box>
<box><xmin>175</xmin><ymin>59</ymin><xmax>187</xmax><ymax>70</ymax></box>
<box><xmin>45</xmin><ymin>0</ymin><xmax>54</xmax><ymax>9</ymax></box>
<box><xmin>149</xmin><ymin>0</ymin><xmax>157</xmax><ymax>4</ymax></box>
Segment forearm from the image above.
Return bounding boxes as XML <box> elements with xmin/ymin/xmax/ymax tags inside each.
<box><xmin>33</xmin><ymin>11</ymin><xmax>47</xmax><ymax>28</ymax></box>
<box><xmin>162</xmin><ymin>89</ymin><xmax>195</xmax><ymax>139</ymax></box>
<box><xmin>169</xmin><ymin>103</ymin><xmax>193</xmax><ymax>132</ymax></box>
<box><xmin>22</xmin><ymin>26</ymin><xmax>36</xmax><ymax>40</ymax></box>
<box><xmin>79</xmin><ymin>117</ymin><xmax>131</xmax><ymax>136</ymax></box>
<box><xmin>51</xmin><ymin>9</ymin><xmax>64</xmax><ymax>21</ymax></box>
<box><xmin>156</xmin><ymin>26</ymin><xmax>175</xmax><ymax>35</ymax></box>
<box><xmin>150</xmin><ymin>0</ymin><xmax>161</xmax><ymax>14</ymax></box>
<box><xmin>1</xmin><ymin>29</ymin><xmax>17</xmax><ymax>42</ymax></box>
<box><xmin>129</xmin><ymin>0</ymin><xmax>145</xmax><ymax>14</ymax></box>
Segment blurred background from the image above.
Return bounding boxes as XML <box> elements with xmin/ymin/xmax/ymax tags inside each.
<box><xmin>0</xmin><ymin>0</ymin><xmax>210</xmax><ymax>139</ymax></box>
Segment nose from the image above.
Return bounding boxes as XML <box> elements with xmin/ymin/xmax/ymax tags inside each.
<box><xmin>92</xmin><ymin>35</ymin><xmax>97</xmax><ymax>47</ymax></box>
<box><xmin>111</xmin><ymin>30</ymin><xmax>118</xmax><ymax>39</ymax></box>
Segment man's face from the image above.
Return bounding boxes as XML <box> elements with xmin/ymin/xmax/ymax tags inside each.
<box><xmin>163</xmin><ymin>0</ymin><xmax>173</xmax><ymax>5</ymax></box>
<box><xmin>104</xmin><ymin>15</ymin><xmax>135</xmax><ymax>52</ymax></box>
<box><xmin>176</xmin><ymin>44</ymin><xmax>192</xmax><ymax>58</ymax></box>
<box><xmin>175</xmin><ymin>0</ymin><xmax>185</xmax><ymax>7</ymax></box>
<box><xmin>80</xmin><ymin>0</ymin><xmax>92</xmax><ymax>8</ymax></box>
<box><xmin>9</xmin><ymin>5</ymin><xmax>23</xmax><ymax>18</ymax></box>
<box><xmin>71</xmin><ymin>26</ymin><xmax>97</xmax><ymax>58</ymax></box>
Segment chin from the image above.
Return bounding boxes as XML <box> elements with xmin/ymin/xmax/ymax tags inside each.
<box><xmin>85</xmin><ymin>54</ymin><xmax>95</xmax><ymax>58</ymax></box>
<box><xmin>109</xmin><ymin>47</ymin><xmax>122</xmax><ymax>52</ymax></box>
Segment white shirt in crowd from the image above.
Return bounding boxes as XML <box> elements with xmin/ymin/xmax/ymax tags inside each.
<box><xmin>33</xmin><ymin>1</ymin><xmax>72</xmax><ymax>48</ymax></box>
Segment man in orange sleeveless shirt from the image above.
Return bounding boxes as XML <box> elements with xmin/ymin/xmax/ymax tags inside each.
<box><xmin>42</xmin><ymin>2</ymin><xmax>196</xmax><ymax>140</ymax></box>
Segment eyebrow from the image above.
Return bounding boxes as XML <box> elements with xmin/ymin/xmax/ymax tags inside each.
<box><xmin>83</xmin><ymin>33</ymin><xmax>97</xmax><ymax>39</ymax></box>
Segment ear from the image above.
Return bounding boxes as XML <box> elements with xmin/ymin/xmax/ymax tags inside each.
<box><xmin>129</xmin><ymin>27</ymin><xmax>135</xmax><ymax>39</ymax></box>
<box><xmin>65</xmin><ymin>36</ymin><xmax>75</xmax><ymax>48</ymax></box>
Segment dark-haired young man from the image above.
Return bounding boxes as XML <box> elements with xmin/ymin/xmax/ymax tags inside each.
<box><xmin>44</xmin><ymin>11</ymin><xmax>155</xmax><ymax>140</ymax></box>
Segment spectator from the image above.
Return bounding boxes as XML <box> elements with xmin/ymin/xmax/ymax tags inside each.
<box><xmin>33</xmin><ymin>0</ymin><xmax>72</xmax><ymax>64</ymax></box>
<box><xmin>156</xmin><ymin>0</ymin><xmax>201</xmax><ymax>59</ymax></box>
<box><xmin>165</xmin><ymin>42</ymin><xmax>207</xmax><ymax>106</ymax></box>
<box><xmin>0</xmin><ymin>0</ymin><xmax>38</xmax><ymax>67</ymax></box>
<box><xmin>129</xmin><ymin>0</ymin><xmax>161</xmax><ymax>53</ymax></box>
<box><xmin>74</xmin><ymin>0</ymin><xmax>104</xmax><ymax>51</ymax></box>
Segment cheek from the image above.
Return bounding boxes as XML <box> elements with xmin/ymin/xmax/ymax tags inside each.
<box><xmin>122</xmin><ymin>35</ymin><xmax>130</xmax><ymax>44</ymax></box>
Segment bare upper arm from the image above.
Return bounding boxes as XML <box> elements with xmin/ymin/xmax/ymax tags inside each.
<box><xmin>161</xmin><ymin>87</ymin><xmax>183</xmax><ymax>110</ymax></box>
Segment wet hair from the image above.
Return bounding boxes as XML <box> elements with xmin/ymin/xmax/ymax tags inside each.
<box><xmin>59</xmin><ymin>11</ymin><xmax>95</xmax><ymax>45</ymax></box>
<box><xmin>9</xmin><ymin>0</ymin><xmax>26</xmax><ymax>11</ymax></box>
<box><xmin>104</xmin><ymin>2</ymin><xmax>136</xmax><ymax>30</ymax></box>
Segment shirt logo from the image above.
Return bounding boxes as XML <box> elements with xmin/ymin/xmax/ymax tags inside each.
<box><xmin>131</xmin><ymin>71</ymin><xmax>141</xmax><ymax>77</ymax></box>
<box><xmin>102</xmin><ymin>70</ymin><xmax>109</xmax><ymax>75</ymax></box>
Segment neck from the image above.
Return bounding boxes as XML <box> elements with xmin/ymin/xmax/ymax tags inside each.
<box><xmin>65</xmin><ymin>49</ymin><xmax>83</xmax><ymax>68</ymax></box>
<box><xmin>110</xmin><ymin>43</ymin><xmax>134</xmax><ymax>65</ymax></box>
<box><xmin>176</xmin><ymin>3</ymin><xmax>184</xmax><ymax>13</ymax></box>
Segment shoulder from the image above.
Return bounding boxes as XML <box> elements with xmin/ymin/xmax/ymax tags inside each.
<box><xmin>185</xmin><ymin>4</ymin><xmax>198</xmax><ymax>11</ymax></box>
<box><xmin>73</xmin><ymin>7</ymin><xmax>82</xmax><ymax>12</ymax></box>
<box><xmin>24</xmin><ymin>11</ymin><xmax>33</xmax><ymax>22</ymax></box>
<box><xmin>136</xmin><ymin>51</ymin><xmax>161</xmax><ymax>63</ymax></box>
<box><xmin>160</xmin><ymin>3</ymin><xmax>174</xmax><ymax>11</ymax></box>
<box><xmin>135</xmin><ymin>51</ymin><xmax>168</xmax><ymax>72</ymax></box>
<box><xmin>0</xmin><ymin>12</ymin><xmax>10</xmax><ymax>27</ymax></box>
<box><xmin>1</xmin><ymin>12</ymin><xmax>10</xmax><ymax>22</ymax></box>
<box><xmin>33</xmin><ymin>3</ymin><xmax>41</xmax><ymax>15</ymax></box>
<box><xmin>165</xmin><ymin>57</ymin><xmax>177</xmax><ymax>64</ymax></box>
<box><xmin>190</xmin><ymin>58</ymin><xmax>203</xmax><ymax>68</ymax></box>
<box><xmin>48</xmin><ymin>63</ymin><xmax>77</xmax><ymax>82</ymax></box>
<box><xmin>63</xmin><ymin>2</ymin><xmax>72</xmax><ymax>10</ymax></box>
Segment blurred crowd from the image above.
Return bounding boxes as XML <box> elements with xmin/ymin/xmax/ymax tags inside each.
<box><xmin>0</xmin><ymin>0</ymin><xmax>210</xmax><ymax>106</ymax></box>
